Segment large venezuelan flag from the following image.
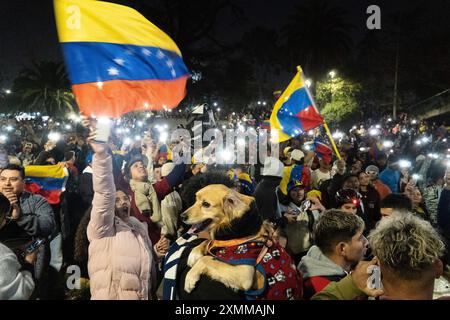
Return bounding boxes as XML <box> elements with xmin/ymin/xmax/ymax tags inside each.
<box><xmin>54</xmin><ymin>0</ymin><xmax>189</xmax><ymax>118</ymax></box>
<box><xmin>270</xmin><ymin>67</ymin><xmax>323</xmax><ymax>143</ymax></box>
<box><xmin>24</xmin><ymin>165</ymin><xmax>69</xmax><ymax>205</ymax></box>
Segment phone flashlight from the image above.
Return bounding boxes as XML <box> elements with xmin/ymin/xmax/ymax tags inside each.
<box><xmin>95</xmin><ymin>117</ymin><xmax>112</xmax><ymax>144</ymax></box>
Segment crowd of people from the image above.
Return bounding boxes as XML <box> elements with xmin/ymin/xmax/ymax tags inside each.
<box><xmin>0</xmin><ymin>109</ymin><xmax>449</xmax><ymax>300</ymax></box>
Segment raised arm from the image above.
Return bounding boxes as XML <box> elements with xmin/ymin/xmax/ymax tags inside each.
<box><xmin>86</xmin><ymin>126</ymin><xmax>116</xmax><ymax>241</ymax></box>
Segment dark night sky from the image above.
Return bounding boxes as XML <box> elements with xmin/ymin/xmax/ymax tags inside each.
<box><xmin>0</xmin><ymin>0</ymin><xmax>437</xmax><ymax>86</ymax></box>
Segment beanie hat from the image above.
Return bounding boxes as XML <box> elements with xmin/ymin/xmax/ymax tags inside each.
<box><xmin>262</xmin><ymin>157</ymin><xmax>284</xmax><ymax>177</ymax></box>
<box><xmin>161</xmin><ymin>162</ymin><xmax>175</xmax><ymax>177</ymax></box>
<box><xmin>365</xmin><ymin>165</ymin><xmax>379</xmax><ymax>174</ymax></box>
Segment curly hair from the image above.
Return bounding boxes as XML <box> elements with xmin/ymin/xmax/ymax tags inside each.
<box><xmin>369</xmin><ymin>212</ymin><xmax>445</xmax><ymax>279</ymax></box>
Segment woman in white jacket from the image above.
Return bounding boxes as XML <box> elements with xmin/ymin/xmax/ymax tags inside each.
<box><xmin>0</xmin><ymin>193</ymin><xmax>35</xmax><ymax>300</ymax></box>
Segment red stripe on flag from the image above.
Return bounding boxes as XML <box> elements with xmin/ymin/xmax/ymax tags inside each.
<box><xmin>296</xmin><ymin>107</ymin><xmax>324</xmax><ymax>132</ymax></box>
<box><xmin>72</xmin><ymin>77</ymin><xmax>188</xmax><ymax>118</ymax></box>
<box><xmin>25</xmin><ymin>183</ymin><xmax>63</xmax><ymax>205</ymax></box>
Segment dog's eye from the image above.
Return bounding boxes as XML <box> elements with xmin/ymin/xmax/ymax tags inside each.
<box><xmin>201</xmin><ymin>201</ymin><xmax>211</xmax><ymax>208</ymax></box>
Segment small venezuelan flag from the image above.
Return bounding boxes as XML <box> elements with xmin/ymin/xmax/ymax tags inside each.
<box><xmin>260</xmin><ymin>120</ymin><xmax>271</xmax><ymax>131</ymax></box>
<box><xmin>270</xmin><ymin>67</ymin><xmax>323</xmax><ymax>143</ymax></box>
<box><xmin>54</xmin><ymin>0</ymin><xmax>189</xmax><ymax>118</ymax></box>
<box><xmin>25</xmin><ymin>165</ymin><xmax>69</xmax><ymax>205</ymax></box>
<box><xmin>314</xmin><ymin>138</ymin><xmax>333</xmax><ymax>163</ymax></box>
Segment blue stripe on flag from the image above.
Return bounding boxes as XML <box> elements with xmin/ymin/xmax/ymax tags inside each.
<box><xmin>25</xmin><ymin>177</ymin><xmax>66</xmax><ymax>190</ymax></box>
<box><xmin>276</xmin><ymin>87</ymin><xmax>312</xmax><ymax>137</ymax></box>
<box><xmin>61</xmin><ymin>42</ymin><xmax>189</xmax><ymax>85</ymax></box>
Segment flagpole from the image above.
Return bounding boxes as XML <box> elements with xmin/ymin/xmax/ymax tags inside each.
<box><xmin>299</xmin><ymin>65</ymin><xmax>341</xmax><ymax>161</ymax></box>
<box><xmin>322</xmin><ymin>120</ymin><xmax>342</xmax><ymax>160</ymax></box>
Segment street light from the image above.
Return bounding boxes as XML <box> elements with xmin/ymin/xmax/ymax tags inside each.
<box><xmin>5</xmin><ymin>89</ymin><xmax>11</xmax><ymax>94</ymax></box>
<box><xmin>328</xmin><ymin>70</ymin><xmax>336</xmax><ymax>78</ymax></box>
<box><xmin>213</xmin><ymin>102</ymin><xmax>218</xmax><ymax>107</ymax></box>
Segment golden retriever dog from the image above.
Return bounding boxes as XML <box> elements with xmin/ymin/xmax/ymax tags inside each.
<box><xmin>180</xmin><ymin>184</ymin><xmax>273</xmax><ymax>293</ymax></box>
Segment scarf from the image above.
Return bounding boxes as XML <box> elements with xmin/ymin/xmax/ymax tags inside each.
<box><xmin>130</xmin><ymin>179</ymin><xmax>162</xmax><ymax>223</ymax></box>
<box><xmin>162</xmin><ymin>232</ymin><xmax>199</xmax><ymax>300</ymax></box>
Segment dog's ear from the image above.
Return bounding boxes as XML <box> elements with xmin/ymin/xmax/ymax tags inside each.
<box><xmin>223</xmin><ymin>190</ymin><xmax>252</xmax><ymax>219</ymax></box>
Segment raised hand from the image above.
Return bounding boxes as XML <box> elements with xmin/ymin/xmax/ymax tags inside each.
<box><xmin>351</xmin><ymin>257</ymin><xmax>384</xmax><ymax>298</ymax></box>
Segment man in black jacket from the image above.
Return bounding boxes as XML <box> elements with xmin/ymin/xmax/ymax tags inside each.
<box><xmin>0</xmin><ymin>164</ymin><xmax>56</xmax><ymax>298</ymax></box>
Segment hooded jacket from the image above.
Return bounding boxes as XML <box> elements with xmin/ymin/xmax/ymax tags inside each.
<box><xmin>297</xmin><ymin>245</ymin><xmax>347</xmax><ymax>299</ymax></box>
<box><xmin>87</xmin><ymin>154</ymin><xmax>157</xmax><ymax>300</ymax></box>
<box><xmin>0</xmin><ymin>243</ymin><xmax>35</xmax><ymax>300</ymax></box>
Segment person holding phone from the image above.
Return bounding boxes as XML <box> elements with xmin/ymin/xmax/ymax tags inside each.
<box><xmin>313</xmin><ymin>213</ymin><xmax>446</xmax><ymax>300</ymax></box>
<box><xmin>280</xmin><ymin>180</ymin><xmax>326</xmax><ymax>265</ymax></box>
<box><xmin>0</xmin><ymin>193</ymin><xmax>36</xmax><ymax>300</ymax></box>
<box><xmin>86</xmin><ymin>126</ymin><xmax>159</xmax><ymax>300</ymax></box>
<box><xmin>0</xmin><ymin>163</ymin><xmax>55</xmax><ymax>299</ymax></box>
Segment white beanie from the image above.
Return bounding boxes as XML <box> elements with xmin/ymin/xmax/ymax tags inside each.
<box><xmin>291</xmin><ymin>149</ymin><xmax>305</xmax><ymax>162</ymax></box>
<box><xmin>262</xmin><ymin>157</ymin><xmax>284</xmax><ymax>177</ymax></box>
<box><xmin>161</xmin><ymin>162</ymin><xmax>175</xmax><ymax>177</ymax></box>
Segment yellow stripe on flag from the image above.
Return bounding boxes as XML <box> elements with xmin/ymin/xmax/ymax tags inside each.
<box><xmin>54</xmin><ymin>0</ymin><xmax>182</xmax><ymax>55</ymax></box>
<box><xmin>25</xmin><ymin>165</ymin><xmax>67</xmax><ymax>179</ymax></box>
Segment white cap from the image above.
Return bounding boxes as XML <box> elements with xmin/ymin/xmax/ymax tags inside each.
<box><xmin>291</xmin><ymin>149</ymin><xmax>305</xmax><ymax>162</ymax></box>
<box><xmin>262</xmin><ymin>157</ymin><xmax>284</xmax><ymax>177</ymax></box>
<box><xmin>161</xmin><ymin>162</ymin><xmax>175</xmax><ymax>177</ymax></box>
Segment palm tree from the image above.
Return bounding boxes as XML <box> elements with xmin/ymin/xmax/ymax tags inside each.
<box><xmin>12</xmin><ymin>61</ymin><xmax>75</xmax><ymax>116</ymax></box>
<box><xmin>282</xmin><ymin>0</ymin><xmax>354</xmax><ymax>80</ymax></box>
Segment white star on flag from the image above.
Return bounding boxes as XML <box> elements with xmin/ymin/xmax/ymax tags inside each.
<box><xmin>156</xmin><ymin>50</ymin><xmax>165</xmax><ymax>59</ymax></box>
<box><xmin>166</xmin><ymin>59</ymin><xmax>174</xmax><ymax>68</ymax></box>
<box><xmin>108</xmin><ymin>67</ymin><xmax>119</xmax><ymax>76</ymax></box>
<box><xmin>125</xmin><ymin>49</ymin><xmax>135</xmax><ymax>55</ymax></box>
<box><xmin>171</xmin><ymin>69</ymin><xmax>177</xmax><ymax>78</ymax></box>
<box><xmin>142</xmin><ymin>48</ymin><xmax>152</xmax><ymax>56</ymax></box>
<box><xmin>113</xmin><ymin>58</ymin><xmax>125</xmax><ymax>66</ymax></box>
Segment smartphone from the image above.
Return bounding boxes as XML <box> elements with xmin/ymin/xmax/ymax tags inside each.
<box><xmin>95</xmin><ymin>117</ymin><xmax>112</xmax><ymax>144</ymax></box>
<box><xmin>22</xmin><ymin>238</ymin><xmax>45</xmax><ymax>256</ymax></box>
<box><xmin>367</xmin><ymin>265</ymin><xmax>382</xmax><ymax>290</ymax></box>
<box><xmin>301</xmin><ymin>200</ymin><xmax>312</xmax><ymax>212</ymax></box>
